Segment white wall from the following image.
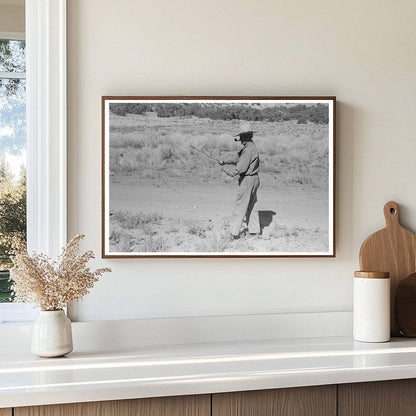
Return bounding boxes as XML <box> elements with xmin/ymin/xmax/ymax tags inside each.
<box><xmin>67</xmin><ymin>0</ymin><xmax>416</xmax><ymax>321</ymax></box>
<box><xmin>0</xmin><ymin>3</ymin><xmax>24</xmax><ymax>32</ymax></box>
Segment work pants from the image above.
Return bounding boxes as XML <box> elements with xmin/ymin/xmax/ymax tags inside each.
<box><xmin>230</xmin><ymin>175</ymin><xmax>260</xmax><ymax>237</ymax></box>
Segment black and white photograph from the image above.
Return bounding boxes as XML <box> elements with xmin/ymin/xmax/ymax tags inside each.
<box><xmin>102</xmin><ymin>97</ymin><xmax>335</xmax><ymax>257</ymax></box>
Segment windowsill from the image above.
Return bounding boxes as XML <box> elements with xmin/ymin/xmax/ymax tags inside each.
<box><xmin>0</xmin><ymin>302</ymin><xmax>35</xmax><ymax>324</ymax></box>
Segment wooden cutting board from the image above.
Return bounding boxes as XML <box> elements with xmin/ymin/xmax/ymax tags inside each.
<box><xmin>359</xmin><ymin>201</ymin><xmax>416</xmax><ymax>336</ymax></box>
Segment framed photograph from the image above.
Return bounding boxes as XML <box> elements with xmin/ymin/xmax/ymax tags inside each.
<box><xmin>102</xmin><ymin>96</ymin><xmax>336</xmax><ymax>258</ymax></box>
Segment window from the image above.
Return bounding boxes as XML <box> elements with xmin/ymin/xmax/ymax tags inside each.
<box><xmin>0</xmin><ymin>34</ymin><xmax>26</xmax><ymax>307</ymax></box>
<box><xmin>0</xmin><ymin>1</ymin><xmax>67</xmax><ymax>324</ymax></box>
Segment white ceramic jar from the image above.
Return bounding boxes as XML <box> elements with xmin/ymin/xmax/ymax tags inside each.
<box><xmin>353</xmin><ymin>271</ymin><xmax>390</xmax><ymax>343</ymax></box>
<box><xmin>31</xmin><ymin>310</ymin><xmax>73</xmax><ymax>357</ymax></box>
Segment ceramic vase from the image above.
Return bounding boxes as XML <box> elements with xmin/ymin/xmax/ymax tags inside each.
<box><xmin>353</xmin><ymin>271</ymin><xmax>390</xmax><ymax>343</ymax></box>
<box><xmin>31</xmin><ymin>310</ymin><xmax>73</xmax><ymax>357</ymax></box>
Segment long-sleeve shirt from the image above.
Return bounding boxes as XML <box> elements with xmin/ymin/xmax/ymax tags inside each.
<box><xmin>222</xmin><ymin>141</ymin><xmax>260</xmax><ymax>177</ymax></box>
<box><xmin>235</xmin><ymin>141</ymin><xmax>259</xmax><ymax>176</ymax></box>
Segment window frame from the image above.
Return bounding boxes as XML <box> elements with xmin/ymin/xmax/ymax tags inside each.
<box><xmin>0</xmin><ymin>0</ymin><xmax>67</xmax><ymax>323</ymax></box>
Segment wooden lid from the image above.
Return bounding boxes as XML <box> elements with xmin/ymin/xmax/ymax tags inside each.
<box><xmin>354</xmin><ymin>271</ymin><xmax>390</xmax><ymax>279</ymax></box>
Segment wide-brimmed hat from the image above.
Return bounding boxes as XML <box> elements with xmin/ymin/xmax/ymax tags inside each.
<box><xmin>234</xmin><ymin>121</ymin><xmax>256</xmax><ymax>141</ymax></box>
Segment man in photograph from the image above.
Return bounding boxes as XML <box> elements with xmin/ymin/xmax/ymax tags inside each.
<box><xmin>220</xmin><ymin>121</ymin><xmax>261</xmax><ymax>239</ymax></box>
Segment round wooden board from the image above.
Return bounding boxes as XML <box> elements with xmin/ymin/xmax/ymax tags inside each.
<box><xmin>359</xmin><ymin>201</ymin><xmax>416</xmax><ymax>336</ymax></box>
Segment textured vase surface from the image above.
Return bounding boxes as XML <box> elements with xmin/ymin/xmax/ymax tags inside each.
<box><xmin>31</xmin><ymin>310</ymin><xmax>73</xmax><ymax>358</ymax></box>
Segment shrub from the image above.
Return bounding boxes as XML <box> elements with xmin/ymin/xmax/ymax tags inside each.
<box><xmin>195</xmin><ymin>234</ymin><xmax>228</xmax><ymax>252</ymax></box>
<box><xmin>112</xmin><ymin>211</ymin><xmax>163</xmax><ymax>229</ymax></box>
<box><xmin>110</xmin><ymin>104</ymin><xmax>128</xmax><ymax>116</ymax></box>
<box><xmin>110</xmin><ymin>103</ymin><xmax>329</xmax><ymax>124</ymax></box>
<box><xmin>118</xmin><ymin>234</ymin><xmax>133</xmax><ymax>252</ymax></box>
<box><xmin>109</xmin><ymin>229</ymin><xmax>123</xmax><ymax>244</ymax></box>
<box><xmin>110</xmin><ymin>103</ymin><xmax>151</xmax><ymax>117</ymax></box>
<box><xmin>110</xmin><ymin>133</ymin><xmax>146</xmax><ymax>149</ymax></box>
<box><xmin>159</xmin><ymin>145</ymin><xmax>173</xmax><ymax>160</ymax></box>
<box><xmin>186</xmin><ymin>223</ymin><xmax>207</xmax><ymax>238</ymax></box>
<box><xmin>143</xmin><ymin>236</ymin><xmax>166</xmax><ymax>252</ymax></box>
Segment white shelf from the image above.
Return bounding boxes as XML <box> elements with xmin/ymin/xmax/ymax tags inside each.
<box><xmin>2</xmin><ymin>335</ymin><xmax>416</xmax><ymax>408</ymax></box>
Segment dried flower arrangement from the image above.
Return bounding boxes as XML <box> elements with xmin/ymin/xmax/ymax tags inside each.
<box><xmin>10</xmin><ymin>234</ymin><xmax>111</xmax><ymax>311</ymax></box>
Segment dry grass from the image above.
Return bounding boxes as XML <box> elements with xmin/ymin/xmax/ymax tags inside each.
<box><xmin>143</xmin><ymin>236</ymin><xmax>167</xmax><ymax>252</ymax></box>
<box><xmin>109</xmin><ymin>113</ymin><xmax>329</xmax><ymax>190</ymax></box>
<box><xmin>186</xmin><ymin>221</ymin><xmax>212</xmax><ymax>238</ymax></box>
<box><xmin>109</xmin><ymin>209</ymin><xmax>328</xmax><ymax>254</ymax></box>
<box><xmin>111</xmin><ymin>210</ymin><xmax>163</xmax><ymax>229</ymax></box>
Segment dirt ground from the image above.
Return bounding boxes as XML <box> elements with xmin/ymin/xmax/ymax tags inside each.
<box><xmin>109</xmin><ymin>175</ymin><xmax>329</xmax><ymax>253</ymax></box>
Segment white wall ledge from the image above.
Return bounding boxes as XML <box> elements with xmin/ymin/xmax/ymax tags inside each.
<box><xmin>0</xmin><ymin>311</ymin><xmax>352</xmax><ymax>352</ymax></box>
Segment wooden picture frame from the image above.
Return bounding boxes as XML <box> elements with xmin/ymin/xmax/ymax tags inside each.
<box><xmin>102</xmin><ymin>96</ymin><xmax>336</xmax><ymax>258</ymax></box>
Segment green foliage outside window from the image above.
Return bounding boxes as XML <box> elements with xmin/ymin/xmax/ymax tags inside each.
<box><xmin>0</xmin><ymin>161</ymin><xmax>26</xmax><ymax>302</ymax></box>
<box><xmin>0</xmin><ymin>39</ymin><xmax>27</xmax><ymax>302</ymax></box>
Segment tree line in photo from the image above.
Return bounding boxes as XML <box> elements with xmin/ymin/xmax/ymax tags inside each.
<box><xmin>110</xmin><ymin>103</ymin><xmax>329</xmax><ymax>124</ymax></box>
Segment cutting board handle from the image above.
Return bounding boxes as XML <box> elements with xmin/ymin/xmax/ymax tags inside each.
<box><xmin>384</xmin><ymin>201</ymin><xmax>400</xmax><ymax>228</ymax></box>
